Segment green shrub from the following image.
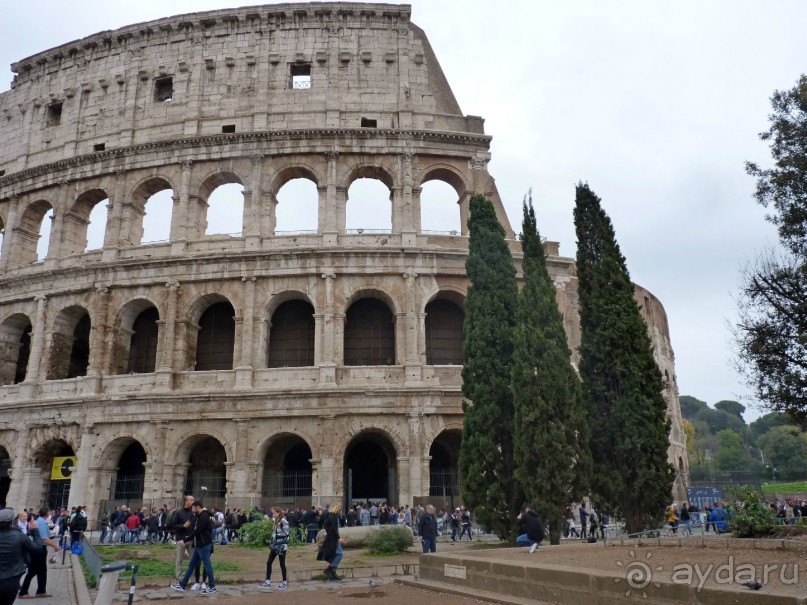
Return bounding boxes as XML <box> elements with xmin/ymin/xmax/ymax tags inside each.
<box><xmin>729</xmin><ymin>490</ymin><xmax>777</xmax><ymax>538</ymax></box>
<box><xmin>237</xmin><ymin>518</ymin><xmax>274</xmax><ymax>547</ymax></box>
<box><xmin>363</xmin><ymin>526</ymin><xmax>413</xmax><ymax>555</ymax></box>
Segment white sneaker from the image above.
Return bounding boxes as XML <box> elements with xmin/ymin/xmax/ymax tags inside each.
<box><xmin>201</xmin><ymin>583</ymin><xmax>208</xmax><ymax>591</ymax></box>
<box><xmin>190</xmin><ymin>583</ymin><xmax>201</xmax><ymax>590</ymax></box>
<box><xmin>278</xmin><ymin>581</ymin><xmax>287</xmax><ymax>590</ymax></box>
<box><xmin>258</xmin><ymin>580</ymin><xmax>271</xmax><ymax>589</ymax></box>
<box><xmin>529</xmin><ymin>543</ymin><xmax>538</xmax><ymax>553</ymax></box>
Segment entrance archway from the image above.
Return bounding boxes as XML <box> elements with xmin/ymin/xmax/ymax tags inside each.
<box><xmin>261</xmin><ymin>434</ymin><xmax>312</xmax><ymax>508</ymax></box>
<box><xmin>0</xmin><ymin>446</ymin><xmax>10</xmax><ymax>507</ymax></box>
<box><xmin>34</xmin><ymin>440</ymin><xmax>75</xmax><ymax>511</ymax></box>
<box><xmin>429</xmin><ymin>430</ymin><xmax>462</xmax><ymax>509</ymax></box>
<box><xmin>344</xmin><ymin>432</ymin><xmax>397</xmax><ymax>506</ymax></box>
<box><xmin>113</xmin><ymin>441</ymin><xmax>146</xmax><ymax>504</ymax></box>
<box><xmin>184</xmin><ymin>436</ymin><xmax>227</xmax><ymax>509</ymax></box>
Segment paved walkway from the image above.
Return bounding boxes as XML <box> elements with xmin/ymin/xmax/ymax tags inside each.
<box><xmin>18</xmin><ymin>551</ymin><xmax>80</xmax><ymax>604</ymax></box>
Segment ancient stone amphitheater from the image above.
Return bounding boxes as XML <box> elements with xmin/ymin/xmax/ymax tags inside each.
<box><xmin>0</xmin><ymin>3</ymin><xmax>687</xmax><ymax>521</ymax></box>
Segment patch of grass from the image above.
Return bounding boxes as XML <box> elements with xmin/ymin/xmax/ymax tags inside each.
<box><xmin>472</xmin><ymin>540</ymin><xmax>510</xmax><ymax>549</ymax></box>
<box><xmin>102</xmin><ymin>556</ymin><xmax>241</xmax><ymax>578</ymax></box>
<box><xmin>78</xmin><ymin>555</ymin><xmax>97</xmax><ymax>589</ymax></box>
<box><xmin>762</xmin><ymin>482</ymin><xmax>807</xmax><ymax>494</ymax></box>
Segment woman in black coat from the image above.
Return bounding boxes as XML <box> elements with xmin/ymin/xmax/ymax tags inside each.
<box><xmin>0</xmin><ymin>508</ymin><xmax>44</xmax><ymax>604</ymax></box>
<box><xmin>316</xmin><ymin>502</ymin><xmax>344</xmax><ymax>581</ymax></box>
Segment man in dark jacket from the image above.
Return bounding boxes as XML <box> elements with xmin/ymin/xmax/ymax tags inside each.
<box><xmin>417</xmin><ymin>504</ymin><xmax>438</xmax><ymax>553</ymax></box>
<box><xmin>0</xmin><ymin>509</ymin><xmax>45</xmax><ymax>602</ymax></box>
<box><xmin>171</xmin><ymin>495</ymin><xmax>195</xmax><ymax>581</ymax></box>
<box><xmin>516</xmin><ymin>504</ymin><xmax>544</xmax><ymax>553</ymax></box>
<box><xmin>171</xmin><ymin>501</ymin><xmax>216</xmax><ymax>595</ymax></box>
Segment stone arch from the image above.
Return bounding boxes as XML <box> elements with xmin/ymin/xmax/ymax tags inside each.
<box><xmin>267</xmin><ymin>298</ymin><xmax>315</xmax><ymax>368</ymax></box>
<box><xmin>417</xmin><ymin>164</ymin><xmax>469</xmax><ymax>196</ymax></box>
<box><xmin>424</xmin><ymin>292</ymin><xmax>465</xmax><ymax>366</ymax></box>
<box><xmin>94</xmin><ymin>435</ymin><xmax>150</xmax><ymax>504</ymax></box>
<box><xmin>343</xmin><ymin>428</ymin><xmax>400</xmax><ymax>505</ymax></box>
<box><xmin>31</xmin><ymin>438</ymin><xmax>75</xmax><ymax>511</ymax></box>
<box><xmin>273</xmin><ymin>166</ymin><xmax>321</xmax><ymax>235</ymax></box>
<box><xmin>17</xmin><ymin>199</ymin><xmax>53</xmax><ymax>265</ymax></box>
<box><xmin>128</xmin><ymin>176</ymin><xmax>176</xmax><ymax>246</ymax></box>
<box><xmin>427</xmin><ymin>428</ymin><xmax>462</xmax><ymax>502</ymax></box>
<box><xmin>0</xmin><ymin>443</ymin><xmax>10</xmax><ymax>507</ymax></box>
<box><xmin>63</xmin><ymin>188</ymin><xmax>109</xmax><ymax>255</ymax></box>
<box><xmin>418</xmin><ymin>165</ymin><xmax>468</xmax><ymax>234</ymax></box>
<box><xmin>0</xmin><ymin>312</ymin><xmax>32</xmax><ymax>385</ymax></box>
<box><xmin>173</xmin><ymin>432</ymin><xmax>231</xmax><ymax>507</ymax></box>
<box><xmin>343</xmin><ymin>290</ymin><xmax>397</xmax><ymax>366</ymax></box>
<box><xmin>110</xmin><ymin>298</ymin><xmax>161</xmax><ymax>375</ymax></box>
<box><xmin>344</xmin><ymin>163</ymin><xmax>396</xmax><ymax>233</ymax></box>
<box><xmin>344</xmin><ymin>164</ymin><xmax>396</xmax><ymax>191</ymax></box>
<box><xmin>344</xmin><ymin>287</ymin><xmax>399</xmax><ymax>316</ymax></box>
<box><xmin>258</xmin><ymin>432</ymin><xmax>314</xmax><ymax>507</ymax></box>
<box><xmin>269</xmin><ymin>164</ymin><xmax>321</xmax><ymax>194</ymax></box>
<box><xmin>0</xmin><ymin>213</ymin><xmax>5</xmax><ymax>261</ymax></box>
<box><xmin>198</xmin><ymin>171</ymin><xmax>246</xmax><ymax>237</ymax></box>
<box><xmin>46</xmin><ymin>305</ymin><xmax>91</xmax><ymax>380</ymax></box>
<box><xmin>184</xmin><ymin>293</ymin><xmax>236</xmax><ymax>371</ymax></box>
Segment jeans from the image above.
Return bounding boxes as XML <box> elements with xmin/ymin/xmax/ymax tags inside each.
<box><xmin>421</xmin><ymin>538</ymin><xmax>436</xmax><ymax>553</ymax></box>
<box><xmin>516</xmin><ymin>534</ymin><xmax>539</xmax><ymax>547</ymax></box>
<box><xmin>180</xmin><ymin>544</ymin><xmax>215</xmax><ymax>589</ymax></box>
<box><xmin>331</xmin><ymin>544</ymin><xmax>344</xmax><ymax>569</ymax></box>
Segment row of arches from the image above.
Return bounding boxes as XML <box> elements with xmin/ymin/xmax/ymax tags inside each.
<box><xmin>0</xmin><ymin>293</ymin><xmax>465</xmax><ymax>384</ymax></box>
<box><xmin>1</xmin><ymin>169</ymin><xmax>465</xmax><ymax>265</ymax></box>
<box><xmin>0</xmin><ymin>429</ymin><xmax>462</xmax><ymax>510</ymax></box>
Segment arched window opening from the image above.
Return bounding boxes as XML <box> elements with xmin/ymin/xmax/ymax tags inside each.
<box><xmin>85</xmin><ymin>198</ymin><xmax>109</xmax><ymax>251</ymax></box>
<box><xmin>0</xmin><ymin>314</ymin><xmax>32</xmax><ymax>385</ymax></box>
<box><xmin>425</xmin><ymin>299</ymin><xmax>465</xmax><ymax>365</ymax></box>
<box><xmin>420</xmin><ymin>180</ymin><xmax>461</xmax><ymax>234</ymax></box>
<box><xmin>344</xmin><ymin>298</ymin><xmax>395</xmax><ymax>366</ymax></box>
<box><xmin>114</xmin><ymin>441</ymin><xmax>147</xmax><ymax>504</ymax></box>
<box><xmin>429</xmin><ymin>430</ymin><xmax>462</xmax><ymax>508</ymax></box>
<box><xmin>344</xmin><ymin>433</ymin><xmax>396</xmax><ymax>505</ymax></box>
<box><xmin>185</xmin><ymin>437</ymin><xmax>227</xmax><ymax>509</ymax></box>
<box><xmin>268</xmin><ymin>300</ymin><xmax>315</xmax><ymax>368</ymax></box>
<box><xmin>275</xmin><ymin>178</ymin><xmax>319</xmax><ymax>234</ymax></box>
<box><xmin>0</xmin><ymin>217</ymin><xmax>5</xmax><ymax>259</ymax></box>
<box><xmin>262</xmin><ymin>435</ymin><xmax>313</xmax><ymax>508</ymax></box>
<box><xmin>128</xmin><ymin>307</ymin><xmax>159</xmax><ymax>374</ymax></box>
<box><xmin>345</xmin><ymin>178</ymin><xmax>392</xmax><ymax>233</ymax></box>
<box><xmin>47</xmin><ymin>307</ymin><xmax>91</xmax><ymax>380</ymax></box>
<box><xmin>37</xmin><ymin>208</ymin><xmax>54</xmax><ymax>262</ymax></box>
<box><xmin>141</xmin><ymin>189</ymin><xmax>173</xmax><ymax>244</ymax></box>
<box><xmin>195</xmin><ymin>302</ymin><xmax>235</xmax><ymax>371</ymax></box>
<box><xmin>35</xmin><ymin>440</ymin><xmax>74</xmax><ymax>511</ymax></box>
<box><xmin>0</xmin><ymin>447</ymin><xmax>10</xmax><ymax>507</ymax></box>
<box><xmin>205</xmin><ymin>183</ymin><xmax>244</xmax><ymax>236</ymax></box>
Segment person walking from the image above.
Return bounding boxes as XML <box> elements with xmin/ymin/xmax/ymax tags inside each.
<box><xmin>317</xmin><ymin>502</ymin><xmax>344</xmax><ymax>581</ymax></box>
<box><xmin>417</xmin><ymin>504</ymin><xmax>438</xmax><ymax>553</ymax></box>
<box><xmin>170</xmin><ymin>501</ymin><xmax>217</xmax><ymax>595</ymax></box>
<box><xmin>0</xmin><ymin>509</ymin><xmax>45</xmax><ymax>605</ymax></box>
<box><xmin>258</xmin><ymin>507</ymin><xmax>289</xmax><ymax>590</ymax></box>
<box><xmin>18</xmin><ymin>507</ymin><xmax>60</xmax><ymax>599</ymax></box>
<box><xmin>170</xmin><ymin>495</ymin><xmax>195</xmax><ymax>582</ymax></box>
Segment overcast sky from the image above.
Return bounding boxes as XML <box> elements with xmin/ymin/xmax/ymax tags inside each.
<box><xmin>1</xmin><ymin>1</ymin><xmax>801</xmax><ymax>421</ymax></box>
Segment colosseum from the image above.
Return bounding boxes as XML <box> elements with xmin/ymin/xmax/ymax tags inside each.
<box><xmin>0</xmin><ymin>3</ymin><xmax>687</xmax><ymax>523</ymax></box>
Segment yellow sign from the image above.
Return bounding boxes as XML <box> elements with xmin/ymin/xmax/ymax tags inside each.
<box><xmin>51</xmin><ymin>456</ymin><xmax>77</xmax><ymax>480</ymax></box>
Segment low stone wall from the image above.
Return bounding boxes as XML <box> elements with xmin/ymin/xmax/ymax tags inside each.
<box><xmin>316</xmin><ymin>525</ymin><xmax>414</xmax><ymax>549</ymax></box>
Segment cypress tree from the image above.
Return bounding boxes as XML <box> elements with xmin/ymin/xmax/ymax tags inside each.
<box><xmin>460</xmin><ymin>194</ymin><xmax>521</xmax><ymax>541</ymax></box>
<box><xmin>512</xmin><ymin>193</ymin><xmax>591</xmax><ymax>544</ymax></box>
<box><xmin>573</xmin><ymin>183</ymin><xmax>674</xmax><ymax>534</ymax></box>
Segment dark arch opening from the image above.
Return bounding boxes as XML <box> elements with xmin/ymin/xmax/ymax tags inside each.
<box><xmin>128</xmin><ymin>307</ymin><xmax>159</xmax><ymax>374</ymax></box>
<box><xmin>268</xmin><ymin>300</ymin><xmax>315</xmax><ymax>368</ymax></box>
<box><xmin>344</xmin><ymin>299</ymin><xmax>395</xmax><ymax>366</ymax></box>
<box><xmin>429</xmin><ymin>430</ymin><xmax>462</xmax><ymax>507</ymax></box>
<box><xmin>0</xmin><ymin>447</ymin><xmax>10</xmax><ymax>508</ymax></box>
<box><xmin>114</xmin><ymin>441</ymin><xmax>147</xmax><ymax>503</ymax></box>
<box><xmin>344</xmin><ymin>434</ymin><xmax>396</xmax><ymax>505</ymax></box>
<box><xmin>425</xmin><ymin>299</ymin><xmax>465</xmax><ymax>365</ymax></box>
<box><xmin>68</xmin><ymin>314</ymin><xmax>91</xmax><ymax>378</ymax></box>
<box><xmin>15</xmin><ymin>325</ymin><xmax>31</xmax><ymax>384</ymax></box>
<box><xmin>36</xmin><ymin>440</ymin><xmax>75</xmax><ymax>511</ymax></box>
<box><xmin>0</xmin><ymin>315</ymin><xmax>32</xmax><ymax>385</ymax></box>
<box><xmin>262</xmin><ymin>435</ymin><xmax>313</xmax><ymax>508</ymax></box>
<box><xmin>185</xmin><ymin>437</ymin><xmax>227</xmax><ymax>509</ymax></box>
<box><xmin>195</xmin><ymin>302</ymin><xmax>235</xmax><ymax>371</ymax></box>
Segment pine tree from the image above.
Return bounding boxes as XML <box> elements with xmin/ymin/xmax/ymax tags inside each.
<box><xmin>460</xmin><ymin>193</ymin><xmax>521</xmax><ymax>541</ymax></box>
<box><xmin>512</xmin><ymin>193</ymin><xmax>591</xmax><ymax>544</ymax></box>
<box><xmin>573</xmin><ymin>183</ymin><xmax>674</xmax><ymax>534</ymax></box>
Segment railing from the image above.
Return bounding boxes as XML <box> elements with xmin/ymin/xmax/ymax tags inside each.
<box><xmin>344</xmin><ymin>228</ymin><xmax>393</xmax><ymax>234</ymax></box>
<box><xmin>81</xmin><ymin>538</ymin><xmax>104</xmax><ymax>580</ymax></box>
<box><xmin>274</xmin><ymin>230</ymin><xmax>318</xmax><ymax>236</ymax></box>
<box><xmin>421</xmin><ymin>229</ymin><xmax>461</xmax><ymax>236</ymax></box>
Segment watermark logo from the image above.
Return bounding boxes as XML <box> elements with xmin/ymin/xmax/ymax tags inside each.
<box><xmin>615</xmin><ymin>551</ymin><xmax>800</xmax><ymax>597</ymax></box>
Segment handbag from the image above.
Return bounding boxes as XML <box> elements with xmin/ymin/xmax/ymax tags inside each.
<box><xmin>70</xmin><ymin>540</ymin><xmax>84</xmax><ymax>556</ymax></box>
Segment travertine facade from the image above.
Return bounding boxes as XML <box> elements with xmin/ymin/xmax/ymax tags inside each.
<box><xmin>0</xmin><ymin>3</ymin><xmax>687</xmax><ymax>522</ymax></box>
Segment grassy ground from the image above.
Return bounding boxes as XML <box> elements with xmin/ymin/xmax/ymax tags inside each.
<box><xmin>761</xmin><ymin>481</ymin><xmax>807</xmax><ymax>494</ymax></box>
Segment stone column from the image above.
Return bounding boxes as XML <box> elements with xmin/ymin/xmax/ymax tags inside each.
<box><xmin>44</xmin><ymin>182</ymin><xmax>70</xmax><ymax>268</ymax></box>
<box><xmin>5</xmin><ymin>426</ymin><xmax>30</xmax><ymax>510</ymax></box>
<box><xmin>68</xmin><ymin>425</ymin><xmax>95</xmax><ymax>511</ymax></box>
<box><xmin>21</xmin><ymin>295</ymin><xmax>48</xmax><ymax>394</ymax></box>
<box><xmin>235</xmin><ymin>276</ymin><xmax>256</xmax><ymax>389</ymax></box>
<box><xmin>319</xmin><ymin>271</ymin><xmax>337</xmax><ymax>385</ymax></box>
<box><xmin>143</xmin><ymin>423</ymin><xmax>168</xmax><ymax>501</ymax></box>
<box><xmin>171</xmin><ymin>160</ymin><xmax>192</xmax><ymax>251</ymax></box>
<box><xmin>87</xmin><ymin>286</ymin><xmax>111</xmax><ymax>384</ymax></box>
<box><xmin>102</xmin><ymin>172</ymin><xmax>127</xmax><ymax>261</ymax></box>
<box><xmin>400</xmin><ymin>151</ymin><xmax>417</xmax><ymax>247</ymax></box>
<box><xmin>156</xmin><ymin>281</ymin><xmax>180</xmax><ymax>388</ymax></box>
<box><xmin>244</xmin><ymin>154</ymin><xmax>263</xmax><ymax>247</ymax></box>
<box><xmin>458</xmin><ymin>192</ymin><xmax>471</xmax><ymax>236</ymax></box>
<box><xmin>408</xmin><ymin>416</ymin><xmax>424</xmax><ymax>504</ymax></box>
<box><xmin>0</xmin><ymin>195</ymin><xmax>19</xmax><ymax>270</ymax></box>
<box><xmin>226</xmin><ymin>421</ymin><xmax>251</xmax><ymax>506</ymax></box>
<box><xmin>322</xmin><ymin>152</ymin><xmax>339</xmax><ymax>245</ymax></box>
<box><xmin>403</xmin><ymin>273</ymin><xmax>422</xmax><ymax>384</ymax></box>
<box><xmin>310</xmin><ymin>458</ymin><xmax>322</xmax><ymax>505</ymax></box>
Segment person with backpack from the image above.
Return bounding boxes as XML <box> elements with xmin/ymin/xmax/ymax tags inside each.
<box><xmin>68</xmin><ymin>506</ymin><xmax>88</xmax><ymax>547</ymax></box>
<box><xmin>516</xmin><ymin>504</ymin><xmax>544</xmax><ymax>553</ymax></box>
<box><xmin>258</xmin><ymin>507</ymin><xmax>290</xmax><ymax>590</ymax></box>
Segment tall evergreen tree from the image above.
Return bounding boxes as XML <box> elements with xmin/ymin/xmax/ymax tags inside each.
<box><xmin>573</xmin><ymin>183</ymin><xmax>674</xmax><ymax>534</ymax></box>
<box><xmin>512</xmin><ymin>193</ymin><xmax>591</xmax><ymax>544</ymax></box>
<box><xmin>460</xmin><ymin>193</ymin><xmax>521</xmax><ymax>541</ymax></box>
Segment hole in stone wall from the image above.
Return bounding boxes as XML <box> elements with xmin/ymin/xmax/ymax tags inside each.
<box><xmin>0</xmin><ymin>170</ymin><xmax>5</xmax><ymax>177</ymax></box>
<box><xmin>360</xmin><ymin>118</ymin><xmax>377</xmax><ymax>128</ymax></box>
<box><xmin>206</xmin><ymin>183</ymin><xmax>244</xmax><ymax>236</ymax></box>
<box><xmin>221</xmin><ymin>124</ymin><xmax>236</xmax><ymax>133</ymax></box>
<box><xmin>154</xmin><ymin>76</ymin><xmax>173</xmax><ymax>102</ymax></box>
<box><xmin>276</xmin><ymin>178</ymin><xmax>318</xmax><ymax>234</ymax></box>
<box><xmin>93</xmin><ymin>143</ymin><xmax>106</xmax><ymax>152</ymax></box>
<box><xmin>85</xmin><ymin>200</ymin><xmax>108</xmax><ymax>251</ymax></box>
<box><xmin>290</xmin><ymin>64</ymin><xmax>311</xmax><ymax>89</ymax></box>
<box><xmin>46</xmin><ymin>102</ymin><xmax>63</xmax><ymax>127</ymax></box>
<box><xmin>420</xmin><ymin>180</ymin><xmax>461</xmax><ymax>234</ymax></box>
<box><xmin>37</xmin><ymin>208</ymin><xmax>54</xmax><ymax>262</ymax></box>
